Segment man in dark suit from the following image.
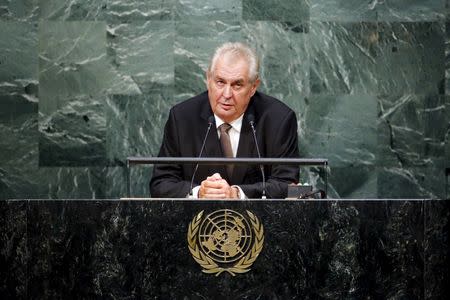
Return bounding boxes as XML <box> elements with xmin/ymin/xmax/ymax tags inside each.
<box><xmin>150</xmin><ymin>42</ymin><xmax>299</xmax><ymax>199</ymax></box>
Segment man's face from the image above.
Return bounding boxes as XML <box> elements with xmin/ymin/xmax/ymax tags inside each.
<box><xmin>207</xmin><ymin>55</ymin><xmax>260</xmax><ymax>123</ymax></box>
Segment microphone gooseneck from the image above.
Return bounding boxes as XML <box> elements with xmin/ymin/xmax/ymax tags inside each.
<box><xmin>189</xmin><ymin>116</ymin><xmax>215</xmax><ymax>198</ymax></box>
<box><xmin>247</xmin><ymin>114</ymin><xmax>266</xmax><ymax>199</ymax></box>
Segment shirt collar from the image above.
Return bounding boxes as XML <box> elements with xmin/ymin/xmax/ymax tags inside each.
<box><xmin>214</xmin><ymin>114</ymin><xmax>244</xmax><ymax>133</ymax></box>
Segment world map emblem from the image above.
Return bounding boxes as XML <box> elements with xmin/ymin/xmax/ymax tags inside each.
<box><xmin>187</xmin><ymin>209</ymin><xmax>264</xmax><ymax>276</ymax></box>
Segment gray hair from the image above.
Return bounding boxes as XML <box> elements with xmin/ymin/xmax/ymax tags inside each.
<box><xmin>208</xmin><ymin>42</ymin><xmax>260</xmax><ymax>83</ymax></box>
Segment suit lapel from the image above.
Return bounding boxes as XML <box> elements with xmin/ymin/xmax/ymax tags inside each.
<box><xmin>231</xmin><ymin>106</ymin><xmax>256</xmax><ymax>184</ymax></box>
<box><xmin>199</xmin><ymin>95</ymin><xmax>229</xmax><ymax>180</ymax></box>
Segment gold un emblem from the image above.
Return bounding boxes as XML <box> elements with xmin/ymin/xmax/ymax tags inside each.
<box><xmin>187</xmin><ymin>209</ymin><xmax>264</xmax><ymax>276</ymax></box>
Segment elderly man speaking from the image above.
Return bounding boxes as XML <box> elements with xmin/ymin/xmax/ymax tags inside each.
<box><xmin>150</xmin><ymin>42</ymin><xmax>299</xmax><ymax>199</ymax></box>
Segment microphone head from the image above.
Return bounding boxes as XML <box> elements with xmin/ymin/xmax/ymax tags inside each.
<box><xmin>247</xmin><ymin>114</ymin><xmax>255</xmax><ymax>124</ymax></box>
<box><xmin>207</xmin><ymin>115</ymin><xmax>215</xmax><ymax>125</ymax></box>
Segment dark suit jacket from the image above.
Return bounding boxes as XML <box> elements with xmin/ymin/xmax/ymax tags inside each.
<box><xmin>150</xmin><ymin>91</ymin><xmax>300</xmax><ymax>198</ymax></box>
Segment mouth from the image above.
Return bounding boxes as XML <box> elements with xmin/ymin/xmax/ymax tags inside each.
<box><xmin>219</xmin><ymin>102</ymin><xmax>233</xmax><ymax>110</ymax></box>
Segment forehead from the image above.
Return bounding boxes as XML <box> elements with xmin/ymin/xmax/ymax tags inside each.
<box><xmin>212</xmin><ymin>55</ymin><xmax>250</xmax><ymax>81</ymax></box>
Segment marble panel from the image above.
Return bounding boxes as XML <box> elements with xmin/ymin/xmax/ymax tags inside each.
<box><xmin>302</xmin><ymin>94</ymin><xmax>377</xmax><ymax>168</ymax></box>
<box><xmin>374</xmin><ymin>0</ymin><xmax>445</xmax><ymax>22</ymax></box>
<box><xmin>0</xmin><ymin>0</ymin><xmax>39</xmax><ymax>21</ymax></box>
<box><xmin>243</xmin><ymin>0</ymin><xmax>309</xmax><ymax>22</ymax></box>
<box><xmin>377</xmin><ymin>94</ymin><xmax>446</xmax><ymax>169</ymax></box>
<box><xmin>310</xmin><ymin>0</ymin><xmax>378</xmax><ymax>22</ymax></box>
<box><xmin>174</xmin><ymin>0</ymin><xmax>241</xmax><ymax>20</ymax></box>
<box><xmin>38</xmin><ymin>21</ymin><xmax>138</xmax><ymax>110</ymax></box>
<box><xmin>446</xmin><ymin>97</ymin><xmax>450</xmax><ymax>181</ymax></box>
<box><xmin>311</xmin><ymin>0</ymin><xmax>445</xmax><ymax>22</ymax></box>
<box><xmin>299</xmin><ymin>93</ymin><xmax>379</xmax><ymax>198</ymax></box>
<box><xmin>309</xmin><ymin>22</ymin><xmax>445</xmax><ymax>95</ymax></box>
<box><xmin>106</xmin><ymin>0</ymin><xmax>174</xmax><ymax>22</ymax></box>
<box><xmin>309</xmin><ymin>22</ymin><xmax>379</xmax><ymax>94</ymax></box>
<box><xmin>26</xmin><ymin>200</ymin><xmax>108</xmax><ymax>298</ymax></box>
<box><xmin>355</xmin><ymin>200</ymin><xmax>425</xmax><ymax>298</ymax></box>
<box><xmin>106</xmin><ymin>20</ymin><xmax>174</xmax><ymax>94</ymax></box>
<box><xmin>0</xmin><ymin>21</ymin><xmax>37</xmax><ymax>86</ymax></box>
<box><xmin>0</xmin><ymin>201</ymin><xmax>27</xmax><ymax>298</ymax></box>
<box><xmin>174</xmin><ymin>20</ymin><xmax>242</xmax><ymax>100</ymax></box>
<box><xmin>1</xmin><ymin>148</ymin><xmax>108</xmax><ymax>200</ymax></box>
<box><xmin>105</xmin><ymin>166</ymin><xmax>127</xmax><ymax>197</ymax></box>
<box><xmin>37</xmin><ymin>21</ymin><xmax>134</xmax><ymax>167</ymax></box>
<box><xmin>105</xmin><ymin>90</ymin><xmax>177</xmax><ymax>198</ymax></box>
<box><xmin>242</xmin><ymin>21</ymin><xmax>309</xmax><ymax>101</ymax></box>
<box><xmin>106</xmin><ymin>165</ymin><xmax>152</xmax><ymax>198</ymax></box>
<box><xmin>327</xmin><ymin>166</ymin><xmax>378</xmax><ymax>199</ymax></box>
<box><xmin>39</xmin><ymin>0</ymin><xmax>107</xmax><ymax>20</ymax></box>
<box><xmin>375</xmin><ymin>22</ymin><xmax>445</xmax><ymax>95</ymax></box>
<box><xmin>289</xmin><ymin>92</ymin><xmax>309</xmax><ymax>156</ymax></box>
<box><xmin>43</xmin><ymin>167</ymin><xmax>107</xmax><ymax>199</ymax></box>
<box><xmin>424</xmin><ymin>200</ymin><xmax>450</xmax><ymax>298</ymax></box>
<box><xmin>446</xmin><ymin>22</ymin><xmax>450</xmax><ymax>94</ymax></box>
<box><xmin>106</xmin><ymin>92</ymin><xmax>175</xmax><ymax>166</ymax></box>
<box><xmin>1</xmin><ymin>111</ymin><xmax>110</xmax><ymax>198</ymax></box>
<box><xmin>377</xmin><ymin>166</ymin><xmax>445</xmax><ymax>198</ymax></box>
<box><xmin>423</xmin><ymin>95</ymin><xmax>447</xmax><ymax>160</ymax></box>
<box><xmin>39</xmin><ymin>94</ymin><xmax>106</xmax><ymax>166</ymax></box>
<box><xmin>0</xmin><ymin>94</ymin><xmax>108</xmax><ymax>199</ymax></box>
<box><xmin>0</xmin><ymin>93</ymin><xmax>40</xmax><ymax>200</ymax></box>
<box><xmin>315</xmin><ymin>200</ymin><xmax>425</xmax><ymax>298</ymax></box>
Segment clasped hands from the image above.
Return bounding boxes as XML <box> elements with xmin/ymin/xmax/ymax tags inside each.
<box><xmin>198</xmin><ymin>173</ymin><xmax>239</xmax><ymax>199</ymax></box>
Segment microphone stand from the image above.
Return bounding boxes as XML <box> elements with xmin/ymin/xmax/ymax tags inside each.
<box><xmin>248</xmin><ymin>115</ymin><xmax>267</xmax><ymax>199</ymax></box>
<box><xmin>188</xmin><ymin>116</ymin><xmax>214</xmax><ymax>198</ymax></box>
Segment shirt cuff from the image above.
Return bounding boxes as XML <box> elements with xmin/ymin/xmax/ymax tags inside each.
<box><xmin>232</xmin><ymin>185</ymin><xmax>247</xmax><ymax>199</ymax></box>
<box><xmin>191</xmin><ymin>185</ymin><xmax>201</xmax><ymax>198</ymax></box>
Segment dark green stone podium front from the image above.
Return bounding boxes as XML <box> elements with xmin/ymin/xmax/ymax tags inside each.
<box><xmin>1</xmin><ymin>199</ymin><xmax>449</xmax><ymax>299</ymax></box>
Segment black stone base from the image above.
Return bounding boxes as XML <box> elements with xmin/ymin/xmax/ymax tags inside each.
<box><xmin>1</xmin><ymin>199</ymin><xmax>449</xmax><ymax>299</ymax></box>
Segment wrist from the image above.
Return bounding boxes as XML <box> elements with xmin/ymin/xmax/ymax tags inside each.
<box><xmin>231</xmin><ymin>185</ymin><xmax>240</xmax><ymax>199</ymax></box>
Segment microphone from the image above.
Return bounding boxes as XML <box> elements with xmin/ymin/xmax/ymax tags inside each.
<box><xmin>188</xmin><ymin>116</ymin><xmax>215</xmax><ymax>198</ymax></box>
<box><xmin>247</xmin><ymin>114</ymin><xmax>266</xmax><ymax>199</ymax></box>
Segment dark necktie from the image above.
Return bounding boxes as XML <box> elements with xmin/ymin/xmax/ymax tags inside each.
<box><xmin>219</xmin><ymin>123</ymin><xmax>234</xmax><ymax>177</ymax></box>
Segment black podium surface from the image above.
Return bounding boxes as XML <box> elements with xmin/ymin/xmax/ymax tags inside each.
<box><xmin>1</xmin><ymin>199</ymin><xmax>449</xmax><ymax>299</ymax></box>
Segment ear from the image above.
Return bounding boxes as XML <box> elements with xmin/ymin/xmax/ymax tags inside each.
<box><xmin>250</xmin><ymin>77</ymin><xmax>260</xmax><ymax>96</ymax></box>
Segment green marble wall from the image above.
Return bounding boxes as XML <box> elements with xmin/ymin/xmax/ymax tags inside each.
<box><xmin>0</xmin><ymin>1</ymin><xmax>448</xmax><ymax>199</ymax></box>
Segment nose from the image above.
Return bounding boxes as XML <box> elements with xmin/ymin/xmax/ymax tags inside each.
<box><xmin>223</xmin><ymin>84</ymin><xmax>232</xmax><ymax>99</ymax></box>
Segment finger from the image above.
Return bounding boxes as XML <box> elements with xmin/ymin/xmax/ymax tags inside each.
<box><xmin>217</xmin><ymin>179</ymin><xmax>230</xmax><ymax>187</ymax></box>
<box><xmin>199</xmin><ymin>185</ymin><xmax>222</xmax><ymax>198</ymax></box>
<box><xmin>203</xmin><ymin>180</ymin><xmax>223</xmax><ymax>189</ymax></box>
<box><xmin>203</xmin><ymin>187</ymin><xmax>224</xmax><ymax>195</ymax></box>
<box><xmin>207</xmin><ymin>173</ymin><xmax>222</xmax><ymax>181</ymax></box>
<box><xmin>207</xmin><ymin>187</ymin><xmax>232</xmax><ymax>198</ymax></box>
<box><xmin>213</xmin><ymin>180</ymin><xmax>231</xmax><ymax>191</ymax></box>
<box><xmin>202</xmin><ymin>192</ymin><xmax>226</xmax><ymax>199</ymax></box>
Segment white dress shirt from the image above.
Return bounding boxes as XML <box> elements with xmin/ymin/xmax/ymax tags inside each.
<box><xmin>214</xmin><ymin>114</ymin><xmax>243</xmax><ymax>157</ymax></box>
<box><xmin>192</xmin><ymin>114</ymin><xmax>246</xmax><ymax>199</ymax></box>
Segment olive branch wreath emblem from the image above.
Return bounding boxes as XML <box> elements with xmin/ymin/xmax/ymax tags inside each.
<box><xmin>187</xmin><ymin>210</ymin><xmax>264</xmax><ymax>276</ymax></box>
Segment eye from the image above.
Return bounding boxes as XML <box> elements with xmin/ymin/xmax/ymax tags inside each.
<box><xmin>216</xmin><ymin>80</ymin><xmax>225</xmax><ymax>87</ymax></box>
<box><xmin>232</xmin><ymin>82</ymin><xmax>243</xmax><ymax>91</ymax></box>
